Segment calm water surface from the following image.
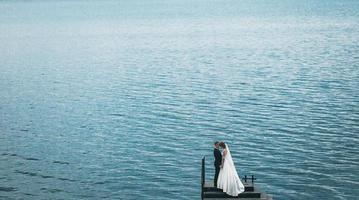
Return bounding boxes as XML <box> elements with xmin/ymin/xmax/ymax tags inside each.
<box><xmin>1</xmin><ymin>0</ymin><xmax>359</xmax><ymax>199</ymax></box>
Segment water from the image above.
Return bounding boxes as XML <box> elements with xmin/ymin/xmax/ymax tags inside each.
<box><xmin>1</xmin><ymin>0</ymin><xmax>359</xmax><ymax>199</ymax></box>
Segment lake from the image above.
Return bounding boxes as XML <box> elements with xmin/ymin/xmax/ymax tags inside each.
<box><xmin>0</xmin><ymin>0</ymin><xmax>358</xmax><ymax>199</ymax></box>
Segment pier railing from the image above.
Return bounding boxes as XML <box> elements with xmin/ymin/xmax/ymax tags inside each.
<box><xmin>243</xmin><ymin>174</ymin><xmax>257</xmax><ymax>183</ymax></box>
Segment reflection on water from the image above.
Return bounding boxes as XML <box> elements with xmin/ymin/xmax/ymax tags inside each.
<box><xmin>1</xmin><ymin>0</ymin><xmax>359</xmax><ymax>199</ymax></box>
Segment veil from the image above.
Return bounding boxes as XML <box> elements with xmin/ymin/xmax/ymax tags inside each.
<box><xmin>225</xmin><ymin>144</ymin><xmax>241</xmax><ymax>179</ymax></box>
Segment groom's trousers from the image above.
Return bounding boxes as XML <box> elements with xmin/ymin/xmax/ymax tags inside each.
<box><xmin>214</xmin><ymin>166</ymin><xmax>220</xmax><ymax>187</ymax></box>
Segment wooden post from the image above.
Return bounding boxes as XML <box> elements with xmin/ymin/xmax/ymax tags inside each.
<box><xmin>201</xmin><ymin>157</ymin><xmax>205</xmax><ymax>200</ymax></box>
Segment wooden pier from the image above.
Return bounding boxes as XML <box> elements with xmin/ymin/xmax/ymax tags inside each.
<box><xmin>201</xmin><ymin>157</ymin><xmax>272</xmax><ymax>200</ymax></box>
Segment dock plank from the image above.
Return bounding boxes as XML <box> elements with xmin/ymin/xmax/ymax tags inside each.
<box><xmin>204</xmin><ymin>181</ymin><xmax>254</xmax><ymax>192</ymax></box>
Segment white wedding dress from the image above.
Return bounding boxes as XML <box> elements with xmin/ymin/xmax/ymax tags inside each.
<box><xmin>217</xmin><ymin>144</ymin><xmax>245</xmax><ymax>196</ymax></box>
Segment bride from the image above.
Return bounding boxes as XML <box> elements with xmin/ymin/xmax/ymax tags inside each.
<box><xmin>217</xmin><ymin>142</ymin><xmax>245</xmax><ymax>196</ymax></box>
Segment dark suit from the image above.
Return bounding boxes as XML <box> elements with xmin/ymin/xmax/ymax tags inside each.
<box><xmin>213</xmin><ymin>148</ymin><xmax>222</xmax><ymax>187</ymax></box>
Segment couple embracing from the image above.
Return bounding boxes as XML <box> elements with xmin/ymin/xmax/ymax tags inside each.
<box><xmin>213</xmin><ymin>141</ymin><xmax>245</xmax><ymax>196</ymax></box>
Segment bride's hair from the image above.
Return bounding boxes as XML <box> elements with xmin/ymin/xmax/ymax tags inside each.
<box><xmin>219</xmin><ymin>142</ymin><xmax>226</xmax><ymax>149</ymax></box>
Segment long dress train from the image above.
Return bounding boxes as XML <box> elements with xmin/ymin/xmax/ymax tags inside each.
<box><xmin>217</xmin><ymin>144</ymin><xmax>245</xmax><ymax>196</ymax></box>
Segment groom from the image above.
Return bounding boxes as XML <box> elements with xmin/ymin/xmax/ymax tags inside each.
<box><xmin>213</xmin><ymin>141</ymin><xmax>222</xmax><ymax>187</ymax></box>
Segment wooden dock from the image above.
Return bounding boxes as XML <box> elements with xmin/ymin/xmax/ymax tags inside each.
<box><xmin>201</xmin><ymin>157</ymin><xmax>272</xmax><ymax>200</ymax></box>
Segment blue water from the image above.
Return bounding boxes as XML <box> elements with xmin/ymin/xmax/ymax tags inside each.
<box><xmin>1</xmin><ymin>0</ymin><xmax>359</xmax><ymax>199</ymax></box>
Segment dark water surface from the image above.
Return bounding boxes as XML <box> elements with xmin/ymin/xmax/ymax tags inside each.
<box><xmin>1</xmin><ymin>0</ymin><xmax>359</xmax><ymax>199</ymax></box>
